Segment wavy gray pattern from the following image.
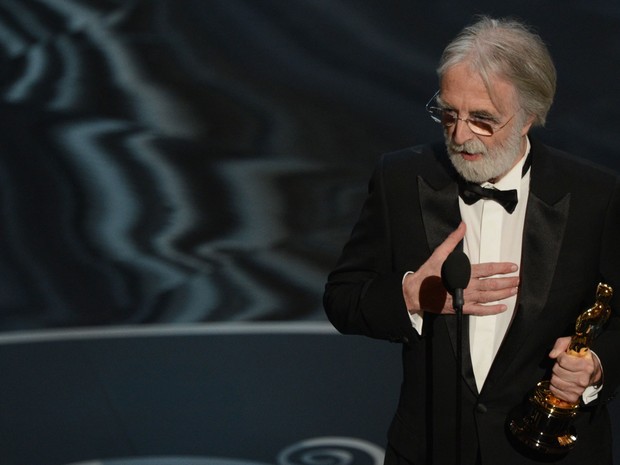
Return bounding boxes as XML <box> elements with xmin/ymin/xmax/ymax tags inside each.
<box><xmin>0</xmin><ymin>0</ymin><xmax>618</xmax><ymax>329</ymax></box>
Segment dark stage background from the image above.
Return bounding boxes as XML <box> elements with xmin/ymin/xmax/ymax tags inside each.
<box><xmin>0</xmin><ymin>0</ymin><xmax>619</xmax><ymax>330</ymax></box>
<box><xmin>1</xmin><ymin>2</ymin><xmax>620</xmax><ymax>465</ymax></box>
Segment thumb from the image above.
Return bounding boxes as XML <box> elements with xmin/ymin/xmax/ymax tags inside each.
<box><xmin>549</xmin><ymin>336</ymin><xmax>571</xmax><ymax>359</ymax></box>
<box><xmin>435</xmin><ymin>222</ymin><xmax>466</xmax><ymax>259</ymax></box>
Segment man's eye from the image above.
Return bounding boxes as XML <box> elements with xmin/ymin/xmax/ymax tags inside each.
<box><xmin>471</xmin><ymin>114</ymin><xmax>497</xmax><ymax>123</ymax></box>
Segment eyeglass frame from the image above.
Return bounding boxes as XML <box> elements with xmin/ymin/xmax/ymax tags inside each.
<box><xmin>425</xmin><ymin>90</ymin><xmax>519</xmax><ymax>137</ymax></box>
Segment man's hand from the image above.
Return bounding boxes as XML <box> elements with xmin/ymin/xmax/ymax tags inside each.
<box><xmin>548</xmin><ymin>336</ymin><xmax>602</xmax><ymax>404</ymax></box>
<box><xmin>403</xmin><ymin>222</ymin><xmax>519</xmax><ymax>315</ymax></box>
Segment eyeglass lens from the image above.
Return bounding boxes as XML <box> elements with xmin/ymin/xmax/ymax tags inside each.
<box><xmin>439</xmin><ymin>111</ymin><xmax>494</xmax><ymax>136</ymax></box>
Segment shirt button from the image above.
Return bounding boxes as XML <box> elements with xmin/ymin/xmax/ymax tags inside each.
<box><xmin>475</xmin><ymin>403</ymin><xmax>488</xmax><ymax>414</ymax></box>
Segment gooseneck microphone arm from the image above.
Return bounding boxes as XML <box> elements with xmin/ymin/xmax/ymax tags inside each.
<box><xmin>441</xmin><ymin>250</ymin><xmax>471</xmax><ymax>465</ymax></box>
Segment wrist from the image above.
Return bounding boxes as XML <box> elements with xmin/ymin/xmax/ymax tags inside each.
<box><xmin>402</xmin><ymin>271</ymin><xmax>421</xmax><ymax>314</ymax></box>
<box><xmin>590</xmin><ymin>351</ymin><xmax>604</xmax><ymax>387</ymax></box>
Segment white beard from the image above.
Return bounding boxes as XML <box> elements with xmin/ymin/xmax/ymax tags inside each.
<box><xmin>447</xmin><ymin>124</ymin><xmax>524</xmax><ymax>183</ymax></box>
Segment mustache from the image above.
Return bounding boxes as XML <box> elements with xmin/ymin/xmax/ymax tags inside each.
<box><xmin>448</xmin><ymin>140</ymin><xmax>487</xmax><ymax>156</ymax></box>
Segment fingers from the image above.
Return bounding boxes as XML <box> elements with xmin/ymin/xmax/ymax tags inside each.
<box><xmin>548</xmin><ymin>379</ymin><xmax>586</xmax><ymax>405</ymax></box>
<box><xmin>548</xmin><ymin>339</ymin><xmax>598</xmax><ymax>404</ymax></box>
<box><xmin>445</xmin><ymin>284</ymin><xmax>515</xmax><ymax>316</ymax></box>
<box><xmin>462</xmin><ymin>302</ymin><xmax>508</xmax><ymax>316</ymax></box>
<box><xmin>457</xmin><ymin>265</ymin><xmax>519</xmax><ymax>315</ymax></box>
<box><xmin>471</xmin><ymin>262</ymin><xmax>518</xmax><ymax>279</ymax></box>
<box><xmin>549</xmin><ymin>336</ymin><xmax>571</xmax><ymax>358</ymax></box>
<box><xmin>464</xmin><ymin>279</ymin><xmax>518</xmax><ymax>305</ymax></box>
<box><xmin>549</xmin><ymin>351</ymin><xmax>595</xmax><ymax>404</ymax></box>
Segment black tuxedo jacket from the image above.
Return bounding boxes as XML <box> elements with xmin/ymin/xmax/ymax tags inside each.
<box><xmin>324</xmin><ymin>138</ymin><xmax>620</xmax><ymax>465</ymax></box>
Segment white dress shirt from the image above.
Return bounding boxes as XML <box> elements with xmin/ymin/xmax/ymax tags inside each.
<box><xmin>460</xmin><ymin>141</ymin><xmax>530</xmax><ymax>391</ymax></box>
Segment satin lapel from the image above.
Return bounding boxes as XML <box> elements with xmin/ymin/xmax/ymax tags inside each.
<box><xmin>481</xmin><ymin>190</ymin><xmax>571</xmax><ymax>396</ymax></box>
<box><xmin>418</xmin><ymin>175</ymin><xmax>461</xmax><ymax>251</ymax></box>
<box><xmin>418</xmin><ymin>176</ymin><xmax>478</xmax><ymax>395</ymax></box>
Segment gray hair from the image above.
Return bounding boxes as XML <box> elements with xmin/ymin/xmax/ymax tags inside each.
<box><xmin>437</xmin><ymin>16</ymin><xmax>556</xmax><ymax>127</ymax></box>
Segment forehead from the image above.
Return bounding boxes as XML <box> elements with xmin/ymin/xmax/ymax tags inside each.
<box><xmin>439</xmin><ymin>62</ymin><xmax>518</xmax><ymax>115</ymax></box>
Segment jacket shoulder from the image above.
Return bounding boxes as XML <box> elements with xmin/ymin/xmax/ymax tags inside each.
<box><xmin>530</xmin><ymin>139</ymin><xmax>620</xmax><ymax>208</ymax></box>
<box><xmin>534</xmin><ymin>140</ymin><xmax>619</xmax><ymax>183</ymax></box>
<box><xmin>377</xmin><ymin>142</ymin><xmax>456</xmax><ymax>186</ymax></box>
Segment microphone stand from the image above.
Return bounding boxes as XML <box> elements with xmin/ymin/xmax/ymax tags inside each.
<box><xmin>441</xmin><ymin>250</ymin><xmax>470</xmax><ymax>465</ymax></box>
<box><xmin>453</xmin><ymin>288</ymin><xmax>464</xmax><ymax>465</ymax></box>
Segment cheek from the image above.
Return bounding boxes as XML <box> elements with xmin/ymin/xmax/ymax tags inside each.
<box><xmin>484</xmin><ymin>140</ymin><xmax>498</xmax><ymax>154</ymax></box>
<box><xmin>485</xmin><ymin>135</ymin><xmax>507</xmax><ymax>154</ymax></box>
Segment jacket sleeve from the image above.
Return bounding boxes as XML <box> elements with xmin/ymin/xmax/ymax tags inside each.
<box><xmin>323</xmin><ymin>155</ymin><xmax>418</xmax><ymax>344</ymax></box>
<box><xmin>591</xmin><ymin>176</ymin><xmax>620</xmax><ymax>404</ymax></box>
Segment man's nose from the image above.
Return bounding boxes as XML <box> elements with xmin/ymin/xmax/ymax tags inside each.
<box><xmin>451</xmin><ymin>119</ymin><xmax>475</xmax><ymax>145</ymax></box>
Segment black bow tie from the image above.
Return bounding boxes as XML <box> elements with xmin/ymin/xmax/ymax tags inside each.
<box><xmin>457</xmin><ymin>152</ymin><xmax>531</xmax><ymax>214</ymax></box>
<box><xmin>459</xmin><ymin>182</ymin><xmax>518</xmax><ymax>214</ymax></box>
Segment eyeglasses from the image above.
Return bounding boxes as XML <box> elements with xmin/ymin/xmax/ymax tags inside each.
<box><xmin>425</xmin><ymin>90</ymin><xmax>517</xmax><ymax>137</ymax></box>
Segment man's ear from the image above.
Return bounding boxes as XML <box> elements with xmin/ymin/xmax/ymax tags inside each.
<box><xmin>521</xmin><ymin>113</ymin><xmax>536</xmax><ymax>136</ymax></box>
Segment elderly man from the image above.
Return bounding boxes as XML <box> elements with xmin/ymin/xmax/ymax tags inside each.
<box><xmin>324</xmin><ymin>16</ymin><xmax>620</xmax><ymax>465</ymax></box>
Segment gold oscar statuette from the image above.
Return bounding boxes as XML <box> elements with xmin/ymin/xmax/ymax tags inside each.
<box><xmin>508</xmin><ymin>282</ymin><xmax>613</xmax><ymax>455</ymax></box>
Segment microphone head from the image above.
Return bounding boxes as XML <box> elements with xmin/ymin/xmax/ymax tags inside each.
<box><xmin>441</xmin><ymin>250</ymin><xmax>471</xmax><ymax>293</ymax></box>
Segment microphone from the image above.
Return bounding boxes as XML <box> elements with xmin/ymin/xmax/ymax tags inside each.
<box><xmin>441</xmin><ymin>250</ymin><xmax>471</xmax><ymax>311</ymax></box>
